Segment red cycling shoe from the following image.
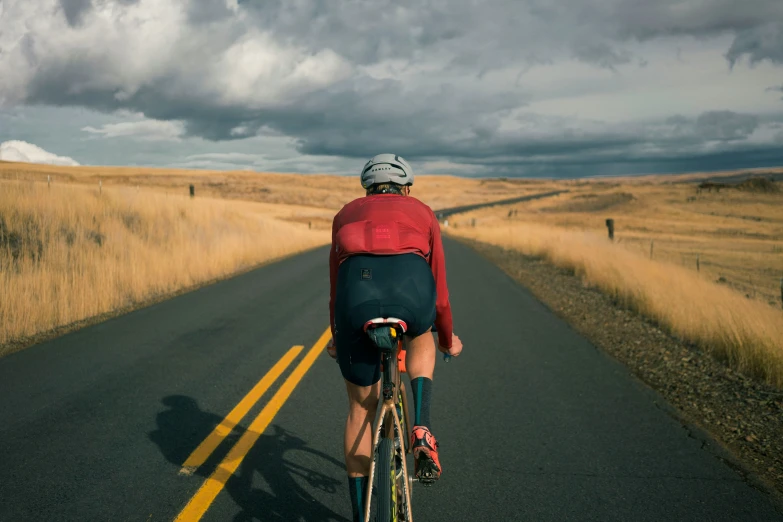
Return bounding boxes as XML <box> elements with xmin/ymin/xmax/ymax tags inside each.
<box><xmin>410</xmin><ymin>426</ymin><xmax>441</xmax><ymax>486</ymax></box>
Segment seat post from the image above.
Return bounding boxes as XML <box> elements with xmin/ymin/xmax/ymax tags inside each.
<box><xmin>381</xmin><ymin>351</ymin><xmax>394</xmax><ymax>401</ymax></box>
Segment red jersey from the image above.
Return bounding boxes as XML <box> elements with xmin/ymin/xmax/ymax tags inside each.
<box><xmin>329</xmin><ymin>194</ymin><xmax>453</xmax><ymax>349</ymax></box>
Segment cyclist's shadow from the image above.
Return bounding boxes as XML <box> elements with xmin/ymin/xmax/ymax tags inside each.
<box><xmin>148</xmin><ymin>395</ymin><xmax>350</xmax><ymax>522</ymax></box>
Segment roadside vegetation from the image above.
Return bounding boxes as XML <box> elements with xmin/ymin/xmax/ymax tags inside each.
<box><xmin>448</xmin><ymin>177</ymin><xmax>783</xmax><ymax>388</ymax></box>
<box><xmin>0</xmin><ymin>179</ymin><xmax>330</xmax><ymax>352</ymax></box>
<box><xmin>0</xmin><ymin>161</ymin><xmax>550</xmax><ymax>212</ymax></box>
<box><xmin>3</xmin><ymin>160</ymin><xmax>782</xmax><ymax>388</ymax></box>
<box><xmin>0</xmin><ymin>161</ymin><xmax>551</xmax><ymax>354</ymax></box>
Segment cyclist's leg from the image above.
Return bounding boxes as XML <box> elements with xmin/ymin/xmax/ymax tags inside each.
<box><xmin>343</xmin><ymin>378</ymin><xmax>380</xmax><ymax>477</ymax></box>
<box><xmin>334</xmin><ymin>255</ymin><xmax>386</xmax><ymax>521</ymax></box>
<box><xmin>385</xmin><ymin>256</ymin><xmax>442</xmax><ymax>482</ymax></box>
<box><xmin>404</xmin><ymin>328</ymin><xmax>435</xmax><ymax>380</ymax></box>
<box><xmin>337</xmin><ymin>338</ymin><xmax>380</xmax><ymax>522</ymax></box>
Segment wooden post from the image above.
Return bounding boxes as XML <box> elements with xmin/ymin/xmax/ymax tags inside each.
<box><xmin>605</xmin><ymin>219</ymin><xmax>614</xmax><ymax>241</ymax></box>
<box><xmin>189</xmin><ymin>184</ymin><xmax>195</xmax><ymax>198</ymax></box>
<box><xmin>696</xmin><ymin>254</ymin><xmax>700</xmax><ymax>272</ymax></box>
<box><xmin>99</xmin><ymin>180</ymin><xmax>102</xmax><ymax>195</ymax></box>
<box><xmin>47</xmin><ymin>175</ymin><xmax>51</xmax><ymax>188</ymax></box>
<box><xmin>650</xmin><ymin>240</ymin><xmax>654</xmax><ymax>259</ymax></box>
<box><xmin>780</xmin><ymin>278</ymin><xmax>782</xmax><ymax>310</ymax></box>
<box><xmin>309</xmin><ymin>221</ymin><xmax>312</xmax><ymax>229</ymax></box>
<box><xmin>472</xmin><ymin>218</ymin><xmax>476</xmax><ymax>227</ymax></box>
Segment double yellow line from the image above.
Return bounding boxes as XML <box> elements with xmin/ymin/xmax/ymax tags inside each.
<box><xmin>174</xmin><ymin>326</ymin><xmax>332</xmax><ymax>522</ymax></box>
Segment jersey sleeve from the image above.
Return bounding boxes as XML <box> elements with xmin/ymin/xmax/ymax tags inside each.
<box><xmin>428</xmin><ymin>209</ymin><xmax>453</xmax><ymax>349</ymax></box>
<box><xmin>329</xmin><ymin>211</ymin><xmax>340</xmax><ymax>340</ymax></box>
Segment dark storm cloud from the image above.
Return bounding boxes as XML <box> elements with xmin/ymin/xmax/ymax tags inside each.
<box><xmin>237</xmin><ymin>0</ymin><xmax>783</xmax><ymax>68</ymax></box>
<box><xmin>186</xmin><ymin>0</ymin><xmax>234</xmax><ymax>25</ymax></box>
<box><xmin>726</xmin><ymin>23</ymin><xmax>783</xmax><ymax>66</ymax></box>
<box><xmin>60</xmin><ymin>0</ymin><xmax>92</xmax><ymax>27</ymax></box>
<box><xmin>695</xmin><ymin>111</ymin><xmax>759</xmax><ymax>141</ymax></box>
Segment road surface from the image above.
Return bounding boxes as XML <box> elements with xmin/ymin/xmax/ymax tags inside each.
<box><xmin>1</xmin><ymin>239</ymin><xmax>781</xmax><ymax>521</ymax></box>
<box><xmin>434</xmin><ymin>190</ymin><xmax>568</xmax><ymax>219</ymax></box>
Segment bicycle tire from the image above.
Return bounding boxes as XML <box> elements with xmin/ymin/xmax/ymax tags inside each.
<box><xmin>376</xmin><ymin>436</ymin><xmax>395</xmax><ymax>522</ymax></box>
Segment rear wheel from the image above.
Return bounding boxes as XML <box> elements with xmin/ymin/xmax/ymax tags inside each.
<box><xmin>376</xmin><ymin>436</ymin><xmax>395</xmax><ymax>522</ymax></box>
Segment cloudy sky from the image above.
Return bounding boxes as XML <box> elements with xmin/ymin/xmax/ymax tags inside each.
<box><xmin>1</xmin><ymin>0</ymin><xmax>782</xmax><ymax>177</ymax></box>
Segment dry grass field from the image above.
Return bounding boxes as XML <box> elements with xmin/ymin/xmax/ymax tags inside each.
<box><xmin>0</xmin><ymin>179</ymin><xmax>330</xmax><ymax>352</ymax></box>
<box><xmin>0</xmin><ymin>161</ymin><xmax>551</xmax><ymax>212</ymax></box>
<box><xmin>0</xmin><ymin>161</ymin><xmax>548</xmax><ymax>351</ymax></box>
<box><xmin>448</xmin><ymin>174</ymin><xmax>783</xmax><ymax>387</ymax></box>
<box><xmin>3</xmin><ymin>159</ymin><xmax>782</xmax><ymax>388</ymax></box>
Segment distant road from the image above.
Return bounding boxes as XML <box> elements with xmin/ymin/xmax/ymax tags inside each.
<box><xmin>1</xmin><ymin>238</ymin><xmax>781</xmax><ymax>520</ymax></box>
<box><xmin>434</xmin><ymin>189</ymin><xmax>568</xmax><ymax>219</ymax></box>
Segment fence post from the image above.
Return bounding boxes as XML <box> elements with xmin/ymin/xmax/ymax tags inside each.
<box><xmin>472</xmin><ymin>218</ymin><xmax>476</xmax><ymax>227</ymax></box>
<box><xmin>780</xmin><ymin>278</ymin><xmax>782</xmax><ymax>310</ymax></box>
<box><xmin>606</xmin><ymin>218</ymin><xmax>614</xmax><ymax>241</ymax></box>
<box><xmin>696</xmin><ymin>254</ymin><xmax>700</xmax><ymax>272</ymax></box>
<box><xmin>189</xmin><ymin>184</ymin><xmax>195</xmax><ymax>198</ymax></box>
<box><xmin>47</xmin><ymin>175</ymin><xmax>51</xmax><ymax>189</ymax></box>
<box><xmin>650</xmin><ymin>240</ymin><xmax>654</xmax><ymax>259</ymax></box>
<box><xmin>99</xmin><ymin>180</ymin><xmax>102</xmax><ymax>195</ymax></box>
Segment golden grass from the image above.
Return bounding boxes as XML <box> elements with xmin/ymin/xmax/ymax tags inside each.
<box><xmin>0</xmin><ymin>161</ymin><xmax>555</xmax><ymax>211</ymax></box>
<box><xmin>449</xmin><ymin>224</ymin><xmax>783</xmax><ymax>387</ymax></box>
<box><xmin>454</xmin><ymin>180</ymin><xmax>783</xmax><ymax>305</ymax></box>
<box><xmin>4</xmin><ymin>158</ymin><xmax>781</xmax><ymax>386</ymax></box>
<box><xmin>448</xmin><ymin>179</ymin><xmax>783</xmax><ymax>388</ymax></box>
<box><xmin>0</xmin><ymin>162</ymin><xmax>558</xmax><ymax>352</ymax></box>
<box><xmin>0</xmin><ymin>179</ymin><xmax>330</xmax><ymax>349</ymax></box>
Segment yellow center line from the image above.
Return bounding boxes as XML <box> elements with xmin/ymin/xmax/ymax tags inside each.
<box><xmin>174</xmin><ymin>326</ymin><xmax>332</xmax><ymax>522</ymax></box>
<box><xmin>179</xmin><ymin>344</ymin><xmax>304</xmax><ymax>475</ymax></box>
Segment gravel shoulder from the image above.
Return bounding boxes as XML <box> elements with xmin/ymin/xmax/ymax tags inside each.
<box><xmin>456</xmin><ymin>236</ymin><xmax>783</xmax><ymax>505</ymax></box>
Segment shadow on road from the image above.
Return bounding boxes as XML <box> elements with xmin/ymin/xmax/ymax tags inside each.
<box><xmin>148</xmin><ymin>395</ymin><xmax>349</xmax><ymax>522</ymax></box>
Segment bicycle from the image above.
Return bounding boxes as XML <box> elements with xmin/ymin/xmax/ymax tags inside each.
<box><xmin>361</xmin><ymin>316</ymin><xmax>414</xmax><ymax>522</ymax></box>
<box><xmin>361</xmin><ymin>317</ymin><xmax>452</xmax><ymax>522</ymax></box>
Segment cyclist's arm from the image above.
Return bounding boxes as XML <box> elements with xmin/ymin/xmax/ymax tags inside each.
<box><xmin>329</xmin><ymin>212</ymin><xmax>340</xmax><ymax>340</ymax></box>
<box><xmin>428</xmin><ymin>210</ymin><xmax>453</xmax><ymax>349</ymax></box>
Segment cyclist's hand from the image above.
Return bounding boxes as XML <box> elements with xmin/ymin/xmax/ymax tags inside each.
<box><xmin>439</xmin><ymin>333</ymin><xmax>463</xmax><ymax>357</ymax></box>
<box><xmin>326</xmin><ymin>338</ymin><xmax>337</xmax><ymax>360</ymax></box>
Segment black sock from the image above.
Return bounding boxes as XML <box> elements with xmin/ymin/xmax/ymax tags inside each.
<box><xmin>348</xmin><ymin>476</ymin><xmax>368</xmax><ymax>522</ymax></box>
<box><xmin>410</xmin><ymin>377</ymin><xmax>432</xmax><ymax>428</ymax></box>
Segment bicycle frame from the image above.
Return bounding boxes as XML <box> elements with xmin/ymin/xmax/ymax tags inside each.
<box><xmin>364</xmin><ymin>332</ymin><xmax>414</xmax><ymax>522</ymax></box>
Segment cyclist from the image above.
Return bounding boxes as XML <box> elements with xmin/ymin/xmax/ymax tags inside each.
<box><xmin>327</xmin><ymin>153</ymin><xmax>463</xmax><ymax>522</ymax></box>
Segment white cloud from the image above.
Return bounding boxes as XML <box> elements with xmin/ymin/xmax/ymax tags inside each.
<box><xmin>81</xmin><ymin>119</ymin><xmax>186</xmax><ymax>141</ymax></box>
<box><xmin>0</xmin><ymin>140</ymin><xmax>80</xmax><ymax>166</ymax></box>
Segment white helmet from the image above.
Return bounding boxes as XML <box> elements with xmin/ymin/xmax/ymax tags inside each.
<box><xmin>360</xmin><ymin>153</ymin><xmax>414</xmax><ymax>189</ymax></box>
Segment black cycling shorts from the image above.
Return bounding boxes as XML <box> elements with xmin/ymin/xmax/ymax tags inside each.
<box><xmin>334</xmin><ymin>253</ymin><xmax>437</xmax><ymax>387</ymax></box>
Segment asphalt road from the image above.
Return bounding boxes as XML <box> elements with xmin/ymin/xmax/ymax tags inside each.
<box><xmin>1</xmin><ymin>239</ymin><xmax>782</xmax><ymax>521</ymax></box>
<box><xmin>434</xmin><ymin>190</ymin><xmax>568</xmax><ymax>219</ymax></box>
